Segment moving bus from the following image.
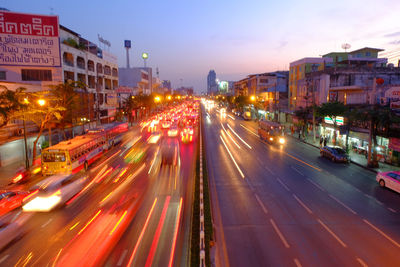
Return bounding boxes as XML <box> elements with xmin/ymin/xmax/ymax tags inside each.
<box><xmin>41</xmin><ymin>122</ymin><xmax>129</xmax><ymax>175</ymax></box>
<box><xmin>258</xmin><ymin>120</ymin><xmax>286</xmax><ymax>145</ymax></box>
<box><xmin>242</xmin><ymin>106</ymin><xmax>252</xmax><ymax>120</ymax></box>
<box><xmin>87</xmin><ymin>122</ymin><xmax>128</xmax><ymax>149</ymax></box>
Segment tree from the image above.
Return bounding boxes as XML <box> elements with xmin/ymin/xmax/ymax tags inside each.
<box><xmin>316</xmin><ymin>101</ymin><xmax>348</xmax><ymax>145</ymax></box>
<box><xmin>233</xmin><ymin>95</ymin><xmax>247</xmax><ymax>112</ymax></box>
<box><xmin>11</xmin><ymin>92</ymin><xmax>64</xmax><ymax>166</ymax></box>
<box><xmin>123</xmin><ymin>96</ymin><xmax>137</xmax><ymax>125</ymax></box>
<box><xmin>294</xmin><ymin>106</ymin><xmax>312</xmax><ymax>137</ymax></box>
<box><xmin>49</xmin><ymin>80</ymin><xmax>86</xmax><ymax>139</ymax></box>
<box><xmin>0</xmin><ymin>86</ymin><xmax>26</xmax><ymax>127</ymax></box>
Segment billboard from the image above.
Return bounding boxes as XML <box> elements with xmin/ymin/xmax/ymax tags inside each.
<box><xmin>0</xmin><ymin>11</ymin><xmax>61</xmax><ymax>67</ymax></box>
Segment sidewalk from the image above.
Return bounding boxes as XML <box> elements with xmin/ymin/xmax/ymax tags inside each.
<box><xmin>289</xmin><ymin>131</ymin><xmax>400</xmax><ymax>173</ymax></box>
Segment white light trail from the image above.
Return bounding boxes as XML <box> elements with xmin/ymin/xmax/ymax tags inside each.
<box><xmin>227</xmin><ymin>124</ymin><xmax>252</xmax><ymax>149</ymax></box>
<box><xmin>220</xmin><ymin>135</ymin><xmax>245</xmax><ymax>178</ymax></box>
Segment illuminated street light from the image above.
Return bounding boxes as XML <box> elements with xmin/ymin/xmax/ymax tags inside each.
<box><xmin>250</xmin><ymin>95</ymin><xmax>256</xmax><ymax>102</ymax></box>
<box><xmin>154</xmin><ymin>96</ymin><xmax>161</xmax><ymax>103</ymax></box>
<box><xmin>167</xmin><ymin>95</ymin><xmax>172</xmax><ymax>100</ymax></box>
<box><xmin>37</xmin><ymin>99</ymin><xmax>46</xmax><ymax>106</ymax></box>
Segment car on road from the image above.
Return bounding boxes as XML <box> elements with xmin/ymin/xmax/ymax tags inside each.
<box><xmin>0</xmin><ymin>191</ymin><xmax>29</xmax><ymax>217</ymax></box>
<box><xmin>160</xmin><ymin>139</ymin><xmax>180</xmax><ymax>167</ymax></box>
<box><xmin>320</xmin><ymin>146</ymin><xmax>349</xmax><ymax>163</ymax></box>
<box><xmin>0</xmin><ymin>213</ymin><xmax>31</xmax><ymax>250</ymax></box>
<box><xmin>168</xmin><ymin>125</ymin><xmax>179</xmax><ymax>137</ymax></box>
<box><xmin>376</xmin><ymin>171</ymin><xmax>400</xmax><ymax>193</ymax></box>
<box><xmin>181</xmin><ymin>126</ymin><xmax>194</xmax><ymax>143</ymax></box>
<box><xmin>23</xmin><ymin>174</ymin><xmax>85</xmax><ymax>212</ymax></box>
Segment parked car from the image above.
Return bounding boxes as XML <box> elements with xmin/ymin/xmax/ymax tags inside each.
<box><xmin>0</xmin><ymin>191</ymin><xmax>29</xmax><ymax>217</ymax></box>
<box><xmin>320</xmin><ymin>146</ymin><xmax>349</xmax><ymax>163</ymax></box>
<box><xmin>23</xmin><ymin>174</ymin><xmax>85</xmax><ymax>212</ymax></box>
<box><xmin>376</xmin><ymin>171</ymin><xmax>400</xmax><ymax>193</ymax></box>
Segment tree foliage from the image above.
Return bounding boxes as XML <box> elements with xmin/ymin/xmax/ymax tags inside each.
<box><xmin>0</xmin><ymin>86</ymin><xmax>26</xmax><ymax>127</ymax></box>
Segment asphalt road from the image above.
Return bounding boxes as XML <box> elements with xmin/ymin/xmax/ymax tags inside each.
<box><xmin>204</xmin><ymin>107</ymin><xmax>400</xmax><ymax>267</ymax></box>
<box><xmin>0</xmin><ymin>124</ymin><xmax>197</xmax><ymax>267</ymax></box>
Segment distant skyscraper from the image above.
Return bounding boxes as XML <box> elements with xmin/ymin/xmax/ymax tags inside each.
<box><xmin>207</xmin><ymin>70</ymin><xmax>217</xmax><ymax>95</ymax></box>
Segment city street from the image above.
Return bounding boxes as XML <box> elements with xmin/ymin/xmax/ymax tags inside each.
<box><xmin>0</xmin><ymin>125</ymin><xmax>197</xmax><ymax>267</ymax></box>
<box><xmin>204</xmin><ymin>107</ymin><xmax>400</xmax><ymax>267</ymax></box>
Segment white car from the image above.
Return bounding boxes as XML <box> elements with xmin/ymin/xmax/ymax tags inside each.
<box><xmin>23</xmin><ymin>174</ymin><xmax>85</xmax><ymax>212</ymax></box>
<box><xmin>376</xmin><ymin>171</ymin><xmax>400</xmax><ymax>193</ymax></box>
<box><xmin>0</xmin><ymin>213</ymin><xmax>31</xmax><ymax>250</ymax></box>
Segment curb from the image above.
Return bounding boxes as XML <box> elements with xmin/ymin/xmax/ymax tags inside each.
<box><xmin>287</xmin><ymin>134</ymin><xmax>378</xmax><ymax>174</ymax></box>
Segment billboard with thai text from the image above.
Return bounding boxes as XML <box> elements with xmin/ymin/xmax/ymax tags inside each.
<box><xmin>0</xmin><ymin>11</ymin><xmax>61</xmax><ymax>67</ymax></box>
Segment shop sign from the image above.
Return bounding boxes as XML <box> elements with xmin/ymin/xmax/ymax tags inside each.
<box><xmin>324</xmin><ymin>116</ymin><xmax>344</xmax><ymax>126</ymax></box>
<box><xmin>389</xmin><ymin>137</ymin><xmax>400</xmax><ymax>152</ymax></box>
<box><xmin>383</xmin><ymin>87</ymin><xmax>400</xmax><ymax>111</ymax></box>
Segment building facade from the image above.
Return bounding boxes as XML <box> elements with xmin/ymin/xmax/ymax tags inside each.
<box><xmin>207</xmin><ymin>70</ymin><xmax>217</xmax><ymax>95</ymax></box>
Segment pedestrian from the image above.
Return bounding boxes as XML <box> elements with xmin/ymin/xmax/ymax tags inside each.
<box><xmin>298</xmin><ymin>129</ymin><xmax>302</xmax><ymax>140</ymax></box>
<box><xmin>324</xmin><ymin>136</ymin><xmax>327</xmax><ymax>147</ymax></box>
<box><xmin>319</xmin><ymin>136</ymin><xmax>323</xmax><ymax>147</ymax></box>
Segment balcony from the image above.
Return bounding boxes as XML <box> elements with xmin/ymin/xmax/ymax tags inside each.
<box><xmin>63</xmin><ymin>52</ymin><xmax>74</xmax><ymax>67</ymax></box>
<box><xmin>77</xmin><ymin>56</ymin><xmax>85</xmax><ymax>70</ymax></box>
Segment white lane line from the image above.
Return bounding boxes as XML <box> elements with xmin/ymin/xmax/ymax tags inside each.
<box><xmin>291</xmin><ymin>165</ymin><xmax>304</xmax><ymax>176</ymax></box>
<box><xmin>328</xmin><ymin>194</ymin><xmax>357</xmax><ymax>215</ymax></box>
<box><xmin>375</xmin><ymin>200</ymin><xmax>383</xmax><ymax>206</ymax></box>
<box><xmin>227</xmin><ymin>114</ymin><xmax>236</xmax><ymax>120</ymax></box>
<box><xmin>245</xmin><ymin>178</ymin><xmax>255</xmax><ymax>191</ymax></box>
<box><xmin>357</xmin><ymin>257</ymin><xmax>368</xmax><ymax>267</ymax></box>
<box><xmin>240</xmin><ymin>124</ymin><xmax>259</xmax><ymax>137</ymax></box>
<box><xmin>307</xmin><ymin>178</ymin><xmax>325</xmax><ymax>192</ymax></box>
<box><xmin>255</xmin><ymin>194</ymin><xmax>268</xmax><ymax>214</ymax></box>
<box><xmin>0</xmin><ymin>255</ymin><xmax>9</xmax><ymax>264</ymax></box>
<box><xmin>264</xmin><ymin>165</ymin><xmax>275</xmax><ymax>175</ymax></box>
<box><xmin>364</xmin><ymin>193</ymin><xmax>373</xmax><ymax>199</ymax></box>
<box><xmin>270</xmin><ymin>219</ymin><xmax>290</xmax><ymax>248</ymax></box>
<box><xmin>388</xmin><ymin>207</ymin><xmax>397</xmax><ymax>213</ymax></box>
<box><xmin>363</xmin><ymin>219</ymin><xmax>400</xmax><ymax>248</ymax></box>
<box><xmin>317</xmin><ymin>219</ymin><xmax>347</xmax><ymax>248</ymax></box>
<box><xmin>276</xmin><ymin>178</ymin><xmax>290</xmax><ymax>192</ymax></box>
<box><xmin>227</xmin><ymin>124</ymin><xmax>252</xmax><ymax>149</ymax></box>
<box><xmin>294</xmin><ymin>258</ymin><xmax>302</xmax><ymax>267</ymax></box>
<box><xmin>293</xmin><ymin>194</ymin><xmax>313</xmax><ymax>214</ymax></box>
<box><xmin>117</xmin><ymin>249</ymin><xmax>128</xmax><ymax>266</ymax></box>
<box><xmin>41</xmin><ymin>218</ymin><xmax>53</xmax><ymax>228</ymax></box>
<box><xmin>220</xmin><ymin>135</ymin><xmax>245</xmax><ymax>178</ymax></box>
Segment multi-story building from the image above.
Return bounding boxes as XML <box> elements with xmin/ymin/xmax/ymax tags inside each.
<box><xmin>119</xmin><ymin>67</ymin><xmax>153</xmax><ymax>95</ymax></box>
<box><xmin>233</xmin><ymin>78</ymin><xmax>249</xmax><ymax>96</ymax></box>
<box><xmin>175</xmin><ymin>86</ymin><xmax>194</xmax><ymax>96</ymax></box>
<box><xmin>59</xmin><ymin>25</ymin><xmax>119</xmax><ymax>124</ymax></box>
<box><xmin>207</xmin><ymin>70</ymin><xmax>217</xmax><ymax>95</ymax></box>
<box><xmin>162</xmin><ymin>80</ymin><xmax>172</xmax><ymax>94</ymax></box>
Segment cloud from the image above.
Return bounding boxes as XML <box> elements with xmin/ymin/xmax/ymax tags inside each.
<box><xmin>384</xmin><ymin>31</ymin><xmax>400</xmax><ymax>38</ymax></box>
<box><xmin>388</xmin><ymin>40</ymin><xmax>400</xmax><ymax>45</ymax></box>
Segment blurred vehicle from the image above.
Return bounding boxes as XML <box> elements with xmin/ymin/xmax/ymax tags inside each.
<box><xmin>220</xmin><ymin>108</ymin><xmax>227</xmax><ymax>118</ymax></box>
<box><xmin>320</xmin><ymin>146</ymin><xmax>349</xmax><ymax>163</ymax></box>
<box><xmin>87</xmin><ymin>122</ymin><xmax>128</xmax><ymax>149</ymax></box>
<box><xmin>181</xmin><ymin>126</ymin><xmax>194</xmax><ymax>143</ymax></box>
<box><xmin>0</xmin><ymin>191</ymin><xmax>29</xmax><ymax>217</ymax></box>
<box><xmin>148</xmin><ymin>131</ymin><xmax>161</xmax><ymax>144</ymax></box>
<box><xmin>168</xmin><ymin>125</ymin><xmax>179</xmax><ymax>137</ymax></box>
<box><xmin>10</xmin><ymin>167</ymin><xmax>31</xmax><ymax>184</ymax></box>
<box><xmin>242</xmin><ymin>107</ymin><xmax>252</xmax><ymax>120</ymax></box>
<box><xmin>23</xmin><ymin>174</ymin><xmax>85</xmax><ymax>212</ymax></box>
<box><xmin>124</xmin><ymin>140</ymin><xmax>149</xmax><ymax>164</ymax></box>
<box><xmin>0</xmin><ymin>213</ymin><xmax>30</xmax><ymax>250</ymax></box>
<box><xmin>161</xmin><ymin>120</ymin><xmax>171</xmax><ymax>129</ymax></box>
<box><xmin>376</xmin><ymin>171</ymin><xmax>400</xmax><ymax>193</ymax></box>
<box><xmin>258</xmin><ymin>120</ymin><xmax>285</xmax><ymax>145</ymax></box>
<box><xmin>161</xmin><ymin>139</ymin><xmax>180</xmax><ymax>166</ymax></box>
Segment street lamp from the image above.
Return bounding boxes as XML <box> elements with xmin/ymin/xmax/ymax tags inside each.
<box><xmin>167</xmin><ymin>95</ymin><xmax>172</xmax><ymax>100</ymax></box>
<box><xmin>37</xmin><ymin>99</ymin><xmax>46</xmax><ymax>106</ymax></box>
<box><xmin>22</xmin><ymin>98</ymin><xmax>30</xmax><ymax>169</ymax></box>
<box><xmin>142</xmin><ymin>52</ymin><xmax>148</xmax><ymax>68</ymax></box>
<box><xmin>154</xmin><ymin>96</ymin><xmax>161</xmax><ymax>103</ymax></box>
<box><xmin>250</xmin><ymin>95</ymin><xmax>256</xmax><ymax>102</ymax></box>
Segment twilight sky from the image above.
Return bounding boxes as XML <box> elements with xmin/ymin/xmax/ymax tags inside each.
<box><xmin>3</xmin><ymin>0</ymin><xmax>400</xmax><ymax>92</ymax></box>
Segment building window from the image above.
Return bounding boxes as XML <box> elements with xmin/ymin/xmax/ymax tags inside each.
<box><xmin>0</xmin><ymin>71</ymin><xmax>6</xmax><ymax>80</ymax></box>
<box><xmin>21</xmin><ymin>69</ymin><xmax>52</xmax><ymax>81</ymax></box>
<box><xmin>366</xmin><ymin>52</ymin><xmax>371</xmax><ymax>57</ymax></box>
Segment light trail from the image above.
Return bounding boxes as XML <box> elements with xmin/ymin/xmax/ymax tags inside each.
<box><xmin>227</xmin><ymin>124</ymin><xmax>252</xmax><ymax>149</ymax></box>
<box><xmin>240</xmin><ymin>123</ymin><xmax>259</xmax><ymax>137</ymax></box>
<box><xmin>168</xmin><ymin>198</ymin><xmax>183</xmax><ymax>267</ymax></box>
<box><xmin>220</xmin><ymin>123</ymin><xmax>240</xmax><ymax>149</ymax></box>
<box><xmin>220</xmin><ymin>135</ymin><xmax>245</xmax><ymax>178</ymax></box>
<box><xmin>109</xmin><ymin>210</ymin><xmax>128</xmax><ymax>235</ymax></box>
<box><xmin>78</xmin><ymin>210</ymin><xmax>102</xmax><ymax>235</ymax></box>
<box><xmin>227</xmin><ymin>114</ymin><xmax>235</xmax><ymax>120</ymax></box>
<box><xmin>145</xmin><ymin>196</ymin><xmax>171</xmax><ymax>267</ymax></box>
<box><xmin>127</xmin><ymin>198</ymin><xmax>158</xmax><ymax>266</ymax></box>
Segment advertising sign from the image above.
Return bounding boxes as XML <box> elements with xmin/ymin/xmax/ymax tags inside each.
<box><xmin>0</xmin><ymin>11</ymin><xmax>60</xmax><ymax>67</ymax></box>
<box><xmin>324</xmin><ymin>116</ymin><xmax>344</xmax><ymax>126</ymax></box>
<box><xmin>389</xmin><ymin>137</ymin><xmax>400</xmax><ymax>152</ymax></box>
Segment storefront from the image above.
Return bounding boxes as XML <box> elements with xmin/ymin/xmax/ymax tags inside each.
<box><xmin>389</xmin><ymin>137</ymin><xmax>400</xmax><ymax>166</ymax></box>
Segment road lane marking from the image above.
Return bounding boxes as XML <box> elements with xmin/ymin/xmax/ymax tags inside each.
<box><xmin>220</xmin><ymin>135</ymin><xmax>245</xmax><ymax>178</ymax></box>
<box><xmin>357</xmin><ymin>257</ymin><xmax>368</xmax><ymax>267</ymax></box>
<box><xmin>227</xmin><ymin>124</ymin><xmax>252</xmax><ymax>149</ymax></box>
<box><xmin>293</xmin><ymin>194</ymin><xmax>313</xmax><ymax>214</ymax></box>
<box><xmin>127</xmin><ymin>198</ymin><xmax>158</xmax><ymax>266</ymax></box>
<box><xmin>227</xmin><ymin>114</ymin><xmax>236</xmax><ymax>120</ymax></box>
<box><xmin>264</xmin><ymin>165</ymin><xmax>275</xmax><ymax>175</ymax></box>
<box><xmin>363</xmin><ymin>219</ymin><xmax>400</xmax><ymax>248</ymax></box>
<box><xmin>294</xmin><ymin>258</ymin><xmax>302</xmax><ymax>267</ymax></box>
<box><xmin>52</xmin><ymin>248</ymin><xmax>63</xmax><ymax>267</ymax></box>
<box><xmin>270</xmin><ymin>219</ymin><xmax>290</xmax><ymax>248</ymax></box>
<box><xmin>306</xmin><ymin>178</ymin><xmax>325</xmax><ymax>192</ymax></box>
<box><xmin>168</xmin><ymin>197</ymin><xmax>183</xmax><ymax>267</ymax></box>
<box><xmin>276</xmin><ymin>178</ymin><xmax>290</xmax><ymax>192</ymax></box>
<box><xmin>317</xmin><ymin>219</ymin><xmax>347</xmax><ymax>248</ymax></box>
<box><xmin>41</xmin><ymin>218</ymin><xmax>53</xmax><ymax>228</ymax></box>
<box><xmin>388</xmin><ymin>207</ymin><xmax>397</xmax><ymax>213</ymax></box>
<box><xmin>0</xmin><ymin>255</ymin><xmax>9</xmax><ymax>264</ymax></box>
<box><xmin>285</xmin><ymin>153</ymin><xmax>322</xmax><ymax>172</ymax></box>
<box><xmin>291</xmin><ymin>165</ymin><xmax>304</xmax><ymax>176</ymax></box>
<box><xmin>375</xmin><ymin>200</ymin><xmax>383</xmax><ymax>206</ymax></box>
<box><xmin>69</xmin><ymin>221</ymin><xmax>80</xmax><ymax>230</ymax></box>
<box><xmin>255</xmin><ymin>194</ymin><xmax>268</xmax><ymax>214</ymax></box>
<box><xmin>117</xmin><ymin>249</ymin><xmax>128</xmax><ymax>266</ymax></box>
<box><xmin>240</xmin><ymin>124</ymin><xmax>259</xmax><ymax>137</ymax></box>
<box><xmin>328</xmin><ymin>194</ymin><xmax>357</xmax><ymax>215</ymax></box>
<box><xmin>245</xmin><ymin>178</ymin><xmax>255</xmax><ymax>191</ymax></box>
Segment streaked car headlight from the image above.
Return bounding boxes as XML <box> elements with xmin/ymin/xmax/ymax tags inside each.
<box><xmin>279</xmin><ymin>138</ymin><xmax>285</xmax><ymax>144</ymax></box>
<box><xmin>23</xmin><ymin>194</ymin><xmax>61</xmax><ymax>212</ymax></box>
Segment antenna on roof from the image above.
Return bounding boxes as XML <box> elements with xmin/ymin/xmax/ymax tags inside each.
<box><xmin>341</xmin><ymin>43</ymin><xmax>351</xmax><ymax>52</ymax></box>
